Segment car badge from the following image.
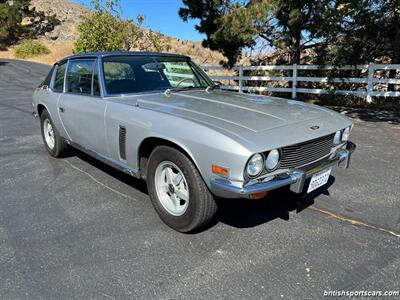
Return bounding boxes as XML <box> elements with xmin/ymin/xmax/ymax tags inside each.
<box><xmin>310</xmin><ymin>125</ymin><xmax>320</xmax><ymax>130</ymax></box>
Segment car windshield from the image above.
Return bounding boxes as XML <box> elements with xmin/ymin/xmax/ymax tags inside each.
<box><xmin>102</xmin><ymin>55</ymin><xmax>213</xmax><ymax>95</ymax></box>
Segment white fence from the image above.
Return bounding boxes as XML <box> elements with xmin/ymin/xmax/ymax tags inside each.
<box><xmin>201</xmin><ymin>64</ymin><xmax>400</xmax><ymax>102</ymax></box>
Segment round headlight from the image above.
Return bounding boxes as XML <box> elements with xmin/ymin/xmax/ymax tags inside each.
<box><xmin>246</xmin><ymin>154</ymin><xmax>264</xmax><ymax>177</ymax></box>
<box><xmin>342</xmin><ymin>127</ymin><xmax>350</xmax><ymax>142</ymax></box>
<box><xmin>333</xmin><ymin>130</ymin><xmax>342</xmax><ymax>145</ymax></box>
<box><xmin>265</xmin><ymin>149</ymin><xmax>280</xmax><ymax>171</ymax></box>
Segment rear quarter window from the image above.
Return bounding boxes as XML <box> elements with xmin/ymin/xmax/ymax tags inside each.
<box><xmin>38</xmin><ymin>65</ymin><xmax>55</xmax><ymax>88</ymax></box>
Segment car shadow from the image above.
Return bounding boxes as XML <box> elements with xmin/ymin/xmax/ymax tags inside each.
<box><xmin>0</xmin><ymin>61</ymin><xmax>8</xmax><ymax>66</ymax></box>
<box><xmin>71</xmin><ymin>149</ymin><xmax>148</xmax><ymax>194</ymax></box>
<box><xmin>216</xmin><ymin>176</ymin><xmax>335</xmax><ymax>229</ymax></box>
<box><xmin>66</xmin><ymin>148</ymin><xmax>335</xmax><ymax>231</ymax></box>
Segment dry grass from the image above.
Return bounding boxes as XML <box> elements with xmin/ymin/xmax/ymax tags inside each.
<box><xmin>0</xmin><ymin>37</ymin><xmax>224</xmax><ymax>66</ymax></box>
<box><xmin>0</xmin><ymin>37</ymin><xmax>225</xmax><ymax>67</ymax></box>
<box><xmin>163</xmin><ymin>37</ymin><xmax>225</xmax><ymax>66</ymax></box>
<box><xmin>0</xmin><ymin>39</ymin><xmax>74</xmax><ymax>65</ymax></box>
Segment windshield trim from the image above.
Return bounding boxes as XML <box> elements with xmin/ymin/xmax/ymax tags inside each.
<box><xmin>100</xmin><ymin>55</ymin><xmax>214</xmax><ymax>97</ymax></box>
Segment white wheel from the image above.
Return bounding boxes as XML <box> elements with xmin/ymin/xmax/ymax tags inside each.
<box><xmin>43</xmin><ymin>118</ymin><xmax>55</xmax><ymax>150</ymax></box>
<box><xmin>40</xmin><ymin>110</ymin><xmax>68</xmax><ymax>157</ymax></box>
<box><xmin>147</xmin><ymin>146</ymin><xmax>218</xmax><ymax>232</ymax></box>
<box><xmin>154</xmin><ymin>161</ymin><xmax>189</xmax><ymax>216</ymax></box>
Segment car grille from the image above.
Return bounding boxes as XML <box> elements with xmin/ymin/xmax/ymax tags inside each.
<box><xmin>279</xmin><ymin>133</ymin><xmax>335</xmax><ymax>169</ymax></box>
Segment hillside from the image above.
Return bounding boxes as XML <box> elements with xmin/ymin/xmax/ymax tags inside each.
<box><xmin>0</xmin><ymin>0</ymin><xmax>225</xmax><ymax>65</ymax></box>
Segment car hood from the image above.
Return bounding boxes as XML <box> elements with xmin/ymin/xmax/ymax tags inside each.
<box><xmin>114</xmin><ymin>89</ymin><xmax>351</xmax><ymax>151</ymax></box>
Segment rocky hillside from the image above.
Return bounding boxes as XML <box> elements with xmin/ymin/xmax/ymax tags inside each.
<box><xmin>6</xmin><ymin>0</ymin><xmax>225</xmax><ymax>65</ymax></box>
<box><xmin>30</xmin><ymin>0</ymin><xmax>90</xmax><ymax>41</ymax></box>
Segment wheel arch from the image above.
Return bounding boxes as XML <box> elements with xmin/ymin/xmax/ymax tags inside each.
<box><xmin>138</xmin><ymin>136</ymin><xmax>203</xmax><ymax>181</ymax></box>
<box><xmin>37</xmin><ymin>103</ymin><xmax>48</xmax><ymax>117</ymax></box>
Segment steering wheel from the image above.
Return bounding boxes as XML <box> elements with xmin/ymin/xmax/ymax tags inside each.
<box><xmin>176</xmin><ymin>77</ymin><xmax>196</xmax><ymax>87</ymax></box>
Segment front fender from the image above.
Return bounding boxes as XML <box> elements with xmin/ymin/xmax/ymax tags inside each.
<box><xmin>141</xmin><ymin>122</ymin><xmax>252</xmax><ymax>189</ymax></box>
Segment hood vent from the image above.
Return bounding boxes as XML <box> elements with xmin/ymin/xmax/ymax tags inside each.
<box><xmin>119</xmin><ymin>126</ymin><xmax>127</xmax><ymax>160</ymax></box>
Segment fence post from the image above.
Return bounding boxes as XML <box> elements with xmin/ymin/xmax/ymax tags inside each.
<box><xmin>292</xmin><ymin>64</ymin><xmax>297</xmax><ymax>99</ymax></box>
<box><xmin>238</xmin><ymin>65</ymin><xmax>243</xmax><ymax>93</ymax></box>
<box><xmin>367</xmin><ymin>63</ymin><xmax>374</xmax><ymax>103</ymax></box>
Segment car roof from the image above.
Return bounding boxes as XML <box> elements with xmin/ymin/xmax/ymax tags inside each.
<box><xmin>58</xmin><ymin>51</ymin><xmax>190</xmax><ymax>64</ymax></box>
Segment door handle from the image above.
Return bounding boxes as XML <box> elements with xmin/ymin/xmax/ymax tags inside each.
<box><xmin>58</xmin><ymin>107</ymin><xmax>64</xmax><ymax>113</ymax></box>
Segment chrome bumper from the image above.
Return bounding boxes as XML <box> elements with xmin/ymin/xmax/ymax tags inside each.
<box><xmin>210</xmin><ymin>141</ymin><xmax>356</xmax><ymax>198</ymax></box>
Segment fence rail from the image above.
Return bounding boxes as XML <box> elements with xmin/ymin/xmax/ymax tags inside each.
<box><xmin>201</xmin><ymin>64</ymin><xmax>400</xmax><ymax>102</ymax></box>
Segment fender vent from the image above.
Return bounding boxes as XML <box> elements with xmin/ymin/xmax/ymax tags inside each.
<box><xmin>119</xmin><ymin>126</ymin><xmax>126</xmax><ymax>160</ymax></box>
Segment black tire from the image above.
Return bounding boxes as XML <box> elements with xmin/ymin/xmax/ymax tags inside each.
<box><xmin>146</xmin><ymin>146</ymin><xmax>218</xmax><ymax>233</ymax></box>
<box><xmin>40</xmin><ymin>110</ymin><xmax>68</xmax><ymax>157</ymax></box>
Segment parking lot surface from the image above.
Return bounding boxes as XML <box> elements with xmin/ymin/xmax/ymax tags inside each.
<box><xmin>0</xmin><ymin>59</ymin><xmax>399</xmax><ymax>299</ymax></box>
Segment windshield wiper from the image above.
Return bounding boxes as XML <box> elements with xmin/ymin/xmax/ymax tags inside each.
<box><xmin>164</xmin><ymin>86</ymin><xmax>197</xmax><ymax>95</ymax></box>
<box><xmin>205</xmin><ymin>84</ymin><xmax>220</xmax><ymax>92</ymax></box>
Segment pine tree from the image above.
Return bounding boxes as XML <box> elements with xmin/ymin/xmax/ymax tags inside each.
<box><xmin>0</xmin><ymin>0</ymin><xmax>58</xmax><ymax>48</ymax></box>
<box><xmin>0</xmin><ymin>1</ymin><xmax>22</xmax><ymax>48</ymax></box>
<box><xmin>179</xmin><ymin>0</ymin><xmax>329</xmax><ymax>66</ymax></box>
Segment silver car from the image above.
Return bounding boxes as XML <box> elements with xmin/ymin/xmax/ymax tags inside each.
<box><xmin>32</xmin><ymin>51</ymin><xmax>356</xmax><ymax>232</ymax></box>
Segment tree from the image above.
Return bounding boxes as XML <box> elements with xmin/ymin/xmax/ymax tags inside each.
<box><xmin>0</xmin><ymin>1</ymin><xmax>22</xmax><ymax>48</ymax></box>
<box><xmin>318</xmin><ymin>0</ymin><xmax>400</xmax><ymax>66</ymax></box>
<box><xmin>0</xmin><ymin>0</ymin><xmax>58</xmax><ymax>49</ymax></box>
<box><xmin>74</xmin><ymin>0</ymin><xmax>165</xmax><ymax>53</ymax></box>
<box><xmin>14</xmin><ymin>0</ymin><xmax>58</xmax><ymax>37</ymax></box>
<box><xmin>179</xmin><ymin>0</ymin><xmax>330</xmax><ymax>66</ymax></box>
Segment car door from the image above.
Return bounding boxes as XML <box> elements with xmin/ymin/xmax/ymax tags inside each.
<box><xmin>58</xmin><ymin>58</ymin><xmax>107</xmax><ymax>155</ymax></box>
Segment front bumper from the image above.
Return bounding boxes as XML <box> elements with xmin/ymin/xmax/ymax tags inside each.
<box><xmin>210</xmin><ymin>141</ymin><xmax>356</xmax><ymax>198</ymax></box>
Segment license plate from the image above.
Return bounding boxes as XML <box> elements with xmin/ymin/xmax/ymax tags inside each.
<box><xmin>307</xmin><ymin>168</ymin><xmax>332</xmax><ymax>193</ymax></box>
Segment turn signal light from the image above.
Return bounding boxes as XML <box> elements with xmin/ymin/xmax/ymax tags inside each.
<box><xmin>250</xmin><ymin>192</ymin><xmax>268</xmax><ymax>199</ymax></box>
<box><xmin>212</xmin><ymin>165</ymin><xmax>229</xmax><ymax>177</ymax></box>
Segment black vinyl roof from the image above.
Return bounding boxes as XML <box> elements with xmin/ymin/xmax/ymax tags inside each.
<box><xmin>59</xmin><ymin>51</ymin><xmax>190</xmax><ymax>64</ymax></box>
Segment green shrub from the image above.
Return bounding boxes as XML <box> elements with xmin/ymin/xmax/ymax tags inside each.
<box><xmin>14</xmin><ymin>40</ymin><xmax>50</xmax><ymax>58</ymax></box>
<box><xmin>73</xmin><ymin>0</ymin><xmax>165</xmax><ymax>54</ymax></box>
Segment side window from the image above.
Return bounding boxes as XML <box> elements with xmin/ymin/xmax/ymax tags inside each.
<box><xmin>66</xmin><ymin>59</ymin><xmax>95</xmax><ymax>95</ymax></box>
<box><xmin>53</xmin><ymin>62</ymin><xmax>66</xmax><ymax>92</ymax></box>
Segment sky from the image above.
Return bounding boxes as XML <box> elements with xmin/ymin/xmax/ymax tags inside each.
<box><xmin>73</xmin><ymin>0</ymin><xmax>206</xmax><ymax>41</ymax></box>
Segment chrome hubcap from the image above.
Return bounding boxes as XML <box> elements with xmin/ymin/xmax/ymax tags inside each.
<box><xmin>43</xmin><ymin>119</ymin><xmax>55</xmax><ymax>149</ymax></box>
<box><xmin>154</xmin><ymin>161</ymin><xmax>189</xmax><ymax>216</ymax></box>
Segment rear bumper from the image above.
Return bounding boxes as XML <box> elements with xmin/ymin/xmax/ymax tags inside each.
<box><xmin>210</xmin><ymin>141</ymin><xmax>356</xmax><ymax>198</ymax></box>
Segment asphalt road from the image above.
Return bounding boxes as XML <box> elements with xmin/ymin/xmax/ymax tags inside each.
<box><xmin>0</xmin><ymin>59</ymin><xmax>399</xmax><ymax>299</ymax></box>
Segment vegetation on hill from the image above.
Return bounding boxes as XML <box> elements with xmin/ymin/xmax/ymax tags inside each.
<box><xmin>0</xmin><ymin>0</ymin><xmax>225</xmax><ymax>65</ymax></box>
<box><xmin>14</xmin><ymin>39</ymin><xmax>49</xmax><ymax>58</ymax></box>
<box><xmin>0</xmin><ymin>0</ymin><xmax>57</xmax><ymax>49</ymax></box>
<box><xmin>0</xmin><ymin>2</ymin><xmax>22</xmax><ymax>48</ymax></box>
<box><xmin>74</xmin><ymin>0</ymin><xmax>165</xmax><ymax>54</ymax></box>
